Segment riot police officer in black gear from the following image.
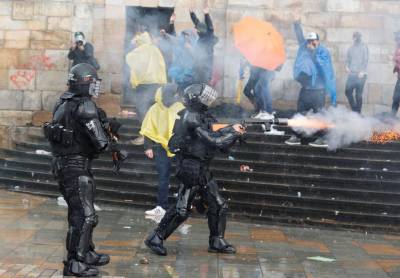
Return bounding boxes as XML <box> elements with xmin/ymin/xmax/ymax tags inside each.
<box><xmin>145</xmin><ymin>84</ymin><xmax>246</xmax><ymax>256</ymax></box>
<box><xmin>45</xmin><ymin>63</ymin><xmax>119</xmax><ymax>276</ymax></box>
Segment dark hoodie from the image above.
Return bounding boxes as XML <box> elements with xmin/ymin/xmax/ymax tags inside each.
<box><xmin>190</xmin><ymin>12</ymin><xmax>219</xmax><ymax>83</ymax></box>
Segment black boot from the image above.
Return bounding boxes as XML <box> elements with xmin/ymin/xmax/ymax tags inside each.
<box><xmin>208</xmin><ymin>236</ymin><xmax>236</xmax><ymax>254</ymax></box>
<box><xmin>145</xmin><ymin>231</ymin><xmax>167</xmax><ymax>256</ymax></box>
<box><xmin>85</xmin><ymin>250</ymin><xmax>110</xmax><ymax>266</ymax></box>
<box><xmin>63</xmin><ymin>259</ymin><xmax>99</xmax><ymax>277</ymax></box>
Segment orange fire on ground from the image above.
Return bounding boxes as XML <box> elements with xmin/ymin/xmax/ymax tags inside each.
<box><xmin>287</xmin><ymin>118</ymin><xmax>334</xmax><ymax>130</ymax></box>
<box><xmin>369</xmin><ymin>131</ymin><xmax>400</xmax><ymax>144</ymax></box>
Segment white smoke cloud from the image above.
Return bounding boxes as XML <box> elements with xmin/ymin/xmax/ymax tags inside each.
<box><xmin>290</xmin><ymin>105</ymin><xmax>397</xmax><ymax>150</ymax></box>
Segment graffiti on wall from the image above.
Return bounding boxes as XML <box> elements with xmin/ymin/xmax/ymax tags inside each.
<box><xmin>9</xmin><ymin>54</ymin><xmax>56</xmax><ymax>90</ymax></box>
<box><xmin>9</xmin><ymin>70</ymin><xmax>36</xmax><ymax>90</ymax></box>
<box><xmin>21</xmin><ymin>54</ymin><xmax>56</xmax><ymax>70</ymax></box>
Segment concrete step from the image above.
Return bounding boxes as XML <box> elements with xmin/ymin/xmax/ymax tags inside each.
<box><xmin>2</xmin><ymin>161</ymin><xmax>400</xmax><ymax>220</ymax></box>
<box><xmin>3</xmin><ymin>156</ymin><xmax>400</xmax><ymax>203</ymax></box>
<box><xmin>4</xmin><ymin>148</ymin><xmax>398</xmax><ymax>192</ymax></box>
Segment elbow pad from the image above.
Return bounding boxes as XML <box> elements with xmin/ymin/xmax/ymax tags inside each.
<box><xmin>84</xmin><ymin>118</ymin><xmax>109</xmax><ymax>152</ymax></box>
<box><xmin>182</xmin><ymin>111</ymin><xmax>201</xmax><ymax>129</ymax></box>
<box><xmin>195</xmin><ymin>127</ymin><xmax>238</xmax><ymax>149</ymax></box>
<box><xmin>214</xmin><ymin>132</ymin><xmax>238</xmax><ymax>149</ymax></box>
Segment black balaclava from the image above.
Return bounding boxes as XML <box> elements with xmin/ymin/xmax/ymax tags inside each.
<box><xmin>161</xmin><ymin>83</ymin><xmax>179</xmax><ymax>108</ymax></box>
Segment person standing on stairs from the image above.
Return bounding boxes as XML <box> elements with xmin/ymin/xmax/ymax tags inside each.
<box><xmin>145</xmin><ymin>83</ymin><xmax>245</xmax><ymax>256</ymax></box>
<box><xmin>190</xmin><ymin>3</ymin><xmax>219</xmax><ymax>85</ymax></box>
<box><xmin>140</xmin><ymin>84</ymin><xmax>185</xmax><ymax>217</ymax></box>
<box><xmin>44</xmin><ymin>63</ymin><xmax>125</xmax><ymax>276</ymax></box>
<box><xmin>391</xmin><ymin>31</ymin><xmax>400</xmax><ymax>116</ymax></box>
<box><xmin>285</xmin><ymin>19</ymin><xmax>336</xmax><ymax>148</ymax></box>
<box><xmin>345</xmin><ymin>31</ymin><xmax>369</xmax><ymax>114</ymax></box>
<box><xmin>125</xmin><ymin>31</ymin><xmax>167</xmax><ymax>145</ymax></box>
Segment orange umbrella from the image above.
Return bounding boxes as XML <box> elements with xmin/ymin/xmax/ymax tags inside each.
<box><xmin>233</xmin><ymin>17</ymin><xmax>286</xmax><ymax>70</ymax></box>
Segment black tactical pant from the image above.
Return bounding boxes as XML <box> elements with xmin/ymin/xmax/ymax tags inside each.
<box><xmin>155</xmin><ymin>159</ymin><xmax>227</xmax><ymax>242</ymax></box>
<box><xmin>54</xmin><ymin>156</ymin><xmax>98</xmax><ymax>262</ymax></box>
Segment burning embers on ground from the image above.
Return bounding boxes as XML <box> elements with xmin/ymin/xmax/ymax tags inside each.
<box><xmin>369</xmin><ymin>131</ymin><xmax>400</xmax><ymax>144</ymax></box>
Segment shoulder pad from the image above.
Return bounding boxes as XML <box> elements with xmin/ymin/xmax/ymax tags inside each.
<box><xmin>182</xmin><ymin>110</ymin><xmax>201</xmax><ymax>129</ymax></box>
<box><xmin>60</xmin><ymin>91</ymin><xmax>74</xmax><ymax>100</ymax></box>
<box><xmin>76</xmin><ymin>99</ymin><xmax>98</xmax><ymax>119</ymax></box>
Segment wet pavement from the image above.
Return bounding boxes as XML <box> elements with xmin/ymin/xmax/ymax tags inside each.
<box><xmin>0</xmin><ymin>189</ymin><xmax>400</xmax><ymax>277</ymax></box>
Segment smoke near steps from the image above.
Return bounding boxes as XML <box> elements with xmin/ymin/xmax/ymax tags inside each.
<box><xmin>288</xmin><ymin>106</ymin><xmax>399</xmax><ymax>150</ymax></box>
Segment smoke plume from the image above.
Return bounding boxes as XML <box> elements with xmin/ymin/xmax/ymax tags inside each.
<box><xmin>289</xmin><ymin>106</ymin><xmax>398</xmax><ymax>150</ymax></box>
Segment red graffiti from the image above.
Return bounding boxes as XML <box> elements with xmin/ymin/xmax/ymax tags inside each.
<box><xmin>21</xmin><ymin>55</ymin><xmax>55</xmax><ymax>70</ymax></box>
<box><xmin>10</xmin><ymin>70</ymin><xmax>36</xmax><ymax>89</ymax></box>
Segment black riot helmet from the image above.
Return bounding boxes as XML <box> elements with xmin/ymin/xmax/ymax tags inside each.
<box><xmin>182</xmin><ymin>83</ymin><xmax>218</xmax><ymax>111</ymax></box>
<box><xmin>68</xmin><ymin>63</ymin><xmax>101</xmax><ymax>97</ymax></box>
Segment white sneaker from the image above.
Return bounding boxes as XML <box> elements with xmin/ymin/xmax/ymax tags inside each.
<box><xmin>258</xmin><ymin>111</ymin><xmax>274</xmax><ymax>120</ymax></box>
<box><xmin>145</xmin><ymin>214</ymin><xmax>164</xmax><ymax>224</ymax></box>
<box><xmin>57</xmin><ymin>196</ymin><xmax>68</xmax><ymax>207</ymax></box>
<box><xmin>178</xmin><ymin>224</ymin><xmax>192</xmax><ymax>235</ymax></box>
<box><xmin>265</xmin><ymin>125</ymin><xmax>285</xmax><ymax>136</ymax></box>
<box><xmin>251</xmin><ymin>111</ymin><xmax>263</xmax><ymax>119</ymax></box>
<box><xmin>145</xmin><ymin>206</ymin><xmax>166</xmax><ymax>216</ymax></box>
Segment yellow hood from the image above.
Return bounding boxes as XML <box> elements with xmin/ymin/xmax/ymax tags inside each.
<box><xmin>140</xmin><ymin>88</ymin><xmax>185</xmax><ymax>157</ymax></box>
<box><xmin>134</xmin><ymin>32</ymin><xmax>152</xmax><ymax>47</ymax></box>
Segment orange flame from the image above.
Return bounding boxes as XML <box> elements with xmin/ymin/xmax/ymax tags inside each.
<box><xmin>288</xmin><ymin>118</ymin><xmax>334</xmax><ymax>130</ymax></box>
<box><xmin>370</xmin><ymin>131</ymin><xmax>400</xmax><ymax>144</ymax></box>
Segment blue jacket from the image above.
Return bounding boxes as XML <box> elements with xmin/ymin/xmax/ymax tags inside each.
<box><xmin>168</xmin><ymin>30</ymin><xmax>198</xmax><ymax>87</ymax></box>
<box><xmin>293</xmin><ymin>23</ymin><xmax>336</xmax><ymax>105</ymax></box>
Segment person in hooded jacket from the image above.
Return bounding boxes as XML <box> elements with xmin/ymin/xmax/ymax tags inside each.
<box><xmin>345</xmin><ymin>31</ymin><xmax>369</xmax><ymax>114</ymax></box>
<box><xmin>125</xmin><ymin>31</ymin><xmax>167</xmax><ymax>145</ymax></box>
<box><xmin>168</xmin><ymin>29</ymin><xmax>198</xmax><ymax>90</ymax></box>
<box><xmin>190</xmin><ymin>4</ymin><xmax>219</xmax><ymax>84</ymax></box>
<box><xmin>156</xmin><ymin>13</ymin><xmax>177</xmax><ymax>80</ymax></box>
<box><xmin>140</xmin><ymin>84</ymin><xmax>185</xmax><ymax>217</ymax></box>
<box><xmin>285</xmin><ymin>20</ymin><xmax>336</xmax><ymax>148</ymax></box>
<box><xmin>391</xmin><ymin>31</ymin><xmax>400</xmax><ymax>116</ymax></box>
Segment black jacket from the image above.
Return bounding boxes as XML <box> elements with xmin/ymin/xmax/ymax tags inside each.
<box><xmin>168</xmin><ymin>109</ymin><xmax>239</xmax><ymax>162</ymax></box>
<box><xmin>67</xmin><ymin>43</ymin><xmax>99</xmax><ymax>69</ymax></box>
<box><xmin>190</xmin><ymin>12</ymin><xmax>219</xmax><ymax>83</ymax></box>
<box><xmin>50</xmin><ymin>92</ymin><xmax>109</xmax><ymax>158</ymax></box>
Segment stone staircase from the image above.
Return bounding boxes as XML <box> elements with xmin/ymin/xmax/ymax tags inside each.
<box><xmin>1</xmin><ymin>117</ymin><xmax>400</xmax><ymax>233</ymax></box>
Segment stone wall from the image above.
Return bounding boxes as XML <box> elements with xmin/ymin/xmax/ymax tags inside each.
<box><xmin>0</xmin><ymin>0</ymin><xmax>399</xmax><ymax>148</ymax></box>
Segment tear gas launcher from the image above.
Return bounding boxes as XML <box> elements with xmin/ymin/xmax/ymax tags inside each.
<box><xmin>105</xmin><ymin>119</ymin><xmax>128</xmax><ymax>174</ymax></box>
<box><xmin>243</xmin><ymin>117</ymin><xmax>288</xmax><ymax>133</ymax></box>
<box><xmin>98</xmin><ymin>108</ymin><xmax>128</xmax><ymax>174</ymax></box>
<box><xmin>212</xmin><ymin>116</ymin><xmax>288</xmax><ymax>133</ymax></box>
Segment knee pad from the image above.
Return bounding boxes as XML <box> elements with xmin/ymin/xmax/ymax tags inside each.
<box><xmin>219</xmin><ymin>201</ymin><xmax>228</xmax><ymax>217</ymax></box>
<box><xmin>175</xmin><ymin>206</ymin><xmax>189</xmax><ymax>219</ymax></box>
<box><xmin>84</xmin><ymin>214</ymin><xmax>98</xmax><ymax>227</ymax></box>
<box><xmin>78</xmin><ymin>175</ymin><xmax>96</xmax><ymax>218</ymax></box>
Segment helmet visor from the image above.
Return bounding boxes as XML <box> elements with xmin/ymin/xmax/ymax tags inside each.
<box><xmin>199</xmin><ymin>85</ymin><xmax>217</xmax><ymax>107</ymax></box>
<box><xmin>89</xmin><ymin>79</ymin><xmax>102</xmax><ymax>98</ymax></box>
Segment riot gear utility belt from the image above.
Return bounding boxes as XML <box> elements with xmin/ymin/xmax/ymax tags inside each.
<box><xmin>52</xmin><ymin>155</ymin><xmax>92</xmax><ymax>178</ymax></box>
<box><xmin>175</xmin><ymin>156</ymin><xmax>211</xmax><ymax>187</ymax></box>
<box><xmin>44</xmin><ymin>122</ymin><xmax>74</xmax><ymax>147</ymax></box>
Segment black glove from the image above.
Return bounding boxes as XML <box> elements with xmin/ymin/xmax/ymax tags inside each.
<box><xmin>108</xmin><ymin>118</ymin><xmax>122</xmax><ymax>137</ymax></box>
<box><xmin>112</xmin><ymin>149</ymin><xmax>128</xmax><ymax>174</ymax></box>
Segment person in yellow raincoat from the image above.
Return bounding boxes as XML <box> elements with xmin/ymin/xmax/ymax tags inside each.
<box><xmin>140</xmin><ymin>83</ymin><xmax>184</xmax><ymax>216</ymax></box>
<box><xmin>125</xmin><ymin>31</ymin><xmax>167</xmax><ymax>145</ymax></box>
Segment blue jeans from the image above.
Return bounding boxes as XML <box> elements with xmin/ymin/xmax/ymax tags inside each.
<box><xmin>254</xmin><ymin>72</ymin><xmax>273</xmax><ymax>113</ymax></box>
<box><xmin>153</xmin><ymin>145</ymin><xmax>171</xmax><ymax>210</ymax></box>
